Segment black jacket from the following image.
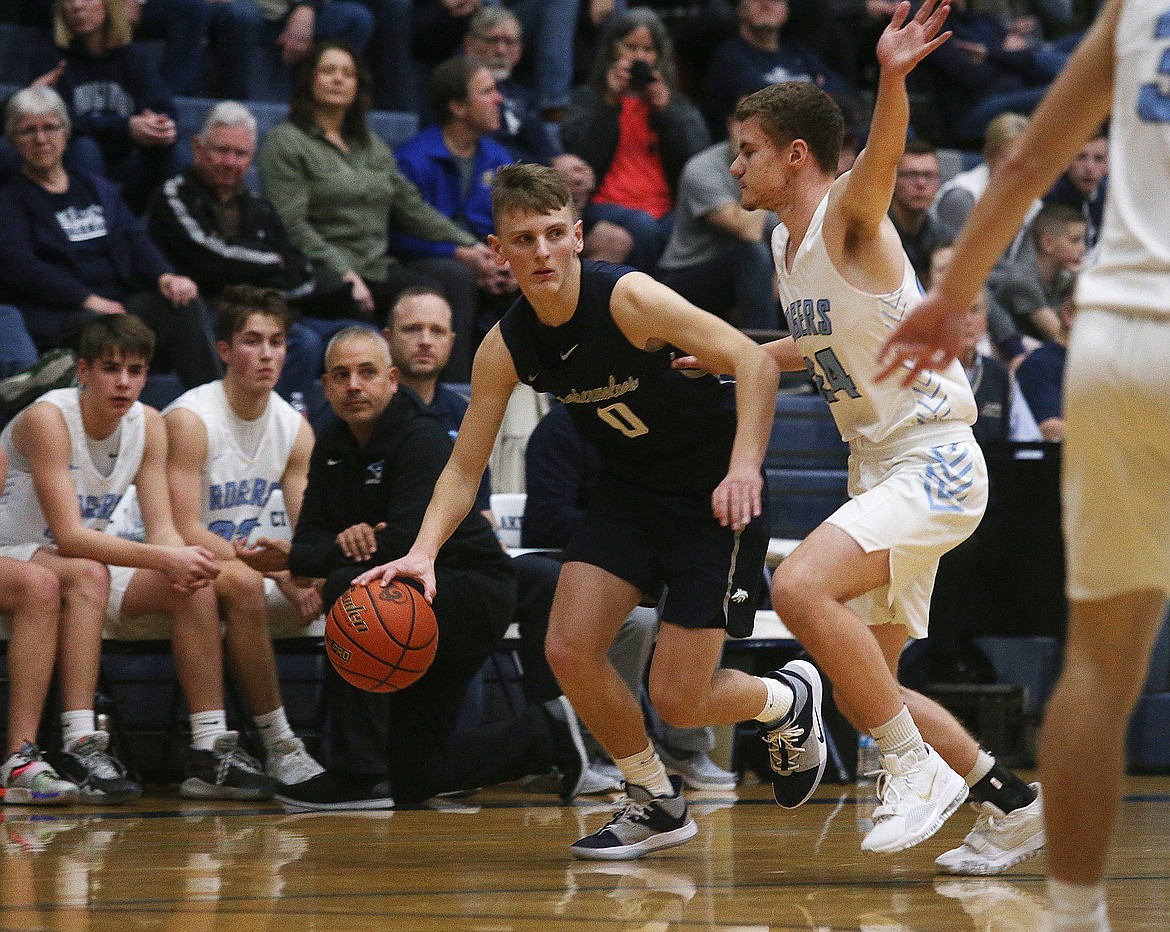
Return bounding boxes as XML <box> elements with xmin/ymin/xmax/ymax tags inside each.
<box><xmin>560</xmin><ymin>86</ymin><xmax>711</xmax><ymax>200</ymax></box>
<box><xmin>289</xmin><ymin>387</ymin><xmax>509</xmax><ymax>579</ymax></box>
<box><xmin>147</xmin><ymin>167</ymin><xmax>316</xmax><ymax>301</ymax></box>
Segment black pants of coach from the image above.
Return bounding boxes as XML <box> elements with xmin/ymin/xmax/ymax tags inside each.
<box><xmin>321</xmin><ymin>563</ymin><xmax>559</xmax><ymax>805</ymax></box>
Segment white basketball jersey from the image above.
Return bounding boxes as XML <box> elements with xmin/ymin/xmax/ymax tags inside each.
<box><xmin>0</xmin><ymin>388</ymin><xmax>146</xmax><ymax>548</ymax></box>
<box><xmin>772</xmin><ymin>191</ymin><xmax>976</xmax><ymax>451</ymax></box>
<box><xmin>1077</xmin><ymin>0</ymin><xmax>1170</xmax><ymax>318</ymax></box>
<box><xmin>164</xmin><ymin>381</ymin><xmax>301</xmax><ymax>544</ymax></box>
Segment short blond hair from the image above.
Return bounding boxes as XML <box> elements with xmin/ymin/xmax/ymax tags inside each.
<box><xmin>983</xmin><ymin>112</ymin><xmax>1029</xmax><ymax>162</ymax></box>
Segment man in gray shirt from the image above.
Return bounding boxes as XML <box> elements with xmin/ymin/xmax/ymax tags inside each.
<box><xmin>658</xmin><ymin>116</ymin><xmax>780</xmax><ymax>330</ymax></box>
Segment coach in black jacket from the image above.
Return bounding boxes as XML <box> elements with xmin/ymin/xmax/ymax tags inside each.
<box><xmin>248</xmin><ymin>326</ymin><xmax>586</xmax><ymax>810</ymax></box>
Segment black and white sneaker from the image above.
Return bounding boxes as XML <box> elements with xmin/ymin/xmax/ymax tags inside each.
<box><xmin>545</xmin><ymin>696</ymin><xmax>589</xmax><ymax>802</ymax></box>
<box><xmin>181</xmin><ymin>732</ymin><xmax>276</xmax><ymax>800</ymax></box>
<box><xmin>570</xmin><ymin>775</ymin><xmax>697</xmax><ymax>861</ymax></box>
<box><xmin>274</xmin><ymin>771</ymin><xmax>395</xmax><ymax>813</ymax></box>
<box><xmin>759</xmin><ymin>659</ymin><xmax>826</xmax><ymax>809</ymax></box>
<box><xmin>50</xmin><ymin>732</ymin><xmax>141</xmax><ymax>805</ymax></box>
<box><xmin>0</xmin><ymin>348</ymin><xmax>76</xmax><ymax>412</ymax></box>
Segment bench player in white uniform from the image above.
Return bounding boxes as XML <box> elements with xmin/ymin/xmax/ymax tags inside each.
<box><xmin>719</xmin><ymin>0</ymin><xmax>1045</xmax><ymax>867</ymax></box>
<box><xmin>164</xmin><ymin>285</ymin><xmax>323</xmax><ymax>789</ymax></box>
<box><xmin>880</xmin><ymin>1</ymin><xmax>1165</xmax><ymax>926</ymax></box>
<box><xmin>0</xmin><ymin>316</ymin><xmax>247</xmax><ymax>803</ymax></box>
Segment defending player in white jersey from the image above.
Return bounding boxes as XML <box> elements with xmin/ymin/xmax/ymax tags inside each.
<box><xmin>707</xmin><ymin>0</ymin><xmax>1045</xmax><ymax>867</ymax></box>
<box><xmin>0</xmin><ymin>316</ymin><xmax>275</xmax><ymax>803</ymax></box>
<box><xmin>164</xmin><ymin>285</ymin><xmax>323</xmax><ymax>789</ymax></box>
<box><xmin>879</xmin><ymin>1</ymin><xmax>1165</xmax><ymax>926</ymax></box>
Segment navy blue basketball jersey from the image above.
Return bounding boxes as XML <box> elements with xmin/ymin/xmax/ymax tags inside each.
<box><xmin>499</xmin><ymin>260</ymin><xmax>737</xmax><ymax>493</ymax></box>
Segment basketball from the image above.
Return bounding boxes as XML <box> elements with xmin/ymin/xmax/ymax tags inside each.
<box><xmin>324</xmin><ymin>581</ymin><xmax>438</xmax><ymax>693</ymax></box>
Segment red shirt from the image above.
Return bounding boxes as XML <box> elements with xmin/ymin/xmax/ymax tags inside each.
<box><xmin>592</xmin><ymin>97</ymin><xmax>672</xmax><ymax>219</ymax></box>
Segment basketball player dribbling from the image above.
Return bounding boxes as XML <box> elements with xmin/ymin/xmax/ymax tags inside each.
<box><xmin>708</xmin><ymin>0</ymin><xmax>1045</xmax><ymax>867</ymax></box>
<box><xmin>879</xmin><ymin>1</ymin><xmax>1167</xmax><ymax>927</ymax></box>
<box><xmin>357</xmin><ymin>161</ymin><xmax>831</xmax><ymax>861</ymax></box>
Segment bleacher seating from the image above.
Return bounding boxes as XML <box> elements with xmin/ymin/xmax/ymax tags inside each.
<box><xmin>765</xmin><ymin>390</ymin><xmax>849</xmax><ymax>540</ymax></box>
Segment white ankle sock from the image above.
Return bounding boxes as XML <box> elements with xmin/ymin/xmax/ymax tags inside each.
<box><xmin>870</xmin><ymin>705</ymin><xmax>924</xmax><ymax>759</ymax></box>
<box><xmin>61</xmin><ymin>709</ymin><xmax>96</xmax><ymax>749</ymax></box>
<box><xmin>614</xmin><ymin>744</ymin><xmax>674</xmax><ymax>797</ymax></box>
<box><xmin>753</xmin><ymin>675</ymin><xmax>794</xmax><ymax>725</ymax></box>
<box><xmin>190</xmin><ymin>710</ymin><xmax>228</xmax><ymax>752</ymax></box>
<box><xmin>1047</xmin><ymin>878</ymin><xmax>1109</xmax><ymax>931</ymax></box>
<box><xmin>963</xmin><ymin>748</ymin><xmax>995</xmax><ymax>787</ymax></box>
<box><xmin>254</xmin><ymin>707</ymin><xmax>296</xmax><ymax>749</ymax></box>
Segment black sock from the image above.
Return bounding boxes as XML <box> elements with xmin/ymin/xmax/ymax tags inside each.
<box><xmin>967</xmin><ymin>761</ymin><xmax>1036</xmax><ymax>813</ymax></box>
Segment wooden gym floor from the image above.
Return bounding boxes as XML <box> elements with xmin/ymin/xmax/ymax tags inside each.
<box><xmin>1</xmin><ymin>774</ymin><xmax>1167</xmax><ymax>931</ymax></box>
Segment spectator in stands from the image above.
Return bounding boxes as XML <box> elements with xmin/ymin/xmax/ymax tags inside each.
<box><xmin>933</xmin><ymin>111</ymin><xmax>1031</xmax><ymax>234</ymax></box>
<box><xmin>201</xmin><ymin>0</ymin><xmax>375</xmax><ymax>102</ymax></box>
<box><xmin>561</xmin><ymin>7</ymin><xmax>710</xmax><ymax>273</ymax></box>
<box><xmin>522</xmin><ymin>401</ymin><xmax>740</xmax><ymax>791</ymax></box>
<box><xmin>259</xmin><ymin>42</ymin><xmax>494</xmax><ymax>380</ymax></box>
<box><xmin>163</xmin><ymin>286</ymin><xmax>326</xmax><ymax>789</ymax></box>
<box><xmin>658</xmin><ymin>110</ymin><xmax>779</xmax><ymax>329</ymax></box>
<box><xmin>0</xmin><ymin>305</ymin><xmax>40</xmax><ymax>384</ymax></box>
<box><xmin>1015</xmin><ymin>292</ymin><xmax>1072</xmax><ymax>443</ymax></box>
<box><xmin>1043</xmin><ymin>127</ymin><xmax>1108</xmax><ymax>248</ymax></box>
<box><xmin>129</xmin><ymin>0</ymin><xmax>209</xmax><ymax>96</ymax></box>
<box><xmin>703</xmin><ymin>0</ymin><xmax>855</xmax><ymax>141</ymax></box>
<box><xmin>239</xmin><ymin>327</ymin><xmax>590</xmax><ymax>810</ymax></box>
<box><xmin>889</xmin><ymin>139</ymin><xmax>951</xmax><ymax>282</ymax></box>
<box><xmin>146</xmin><ymin>100</ymin><xmax>377</xmax><ymax>404</ymax></box>
<box><xmin>929</xmin><ymin>244</ymin><xmax>1033</xmax><ymax>371</ymax></box>
<box><xmin>925</xmin><ymin>0</ymin><xmax>1067</xmax><ymax>145</ymax></box>
<box><xmin>28</xmin><ymin>0</ymin><xmax>178</xmax><ymax>212</ymax></box>
<box><xmin>993</xmin><ymin>202</ymin><xmax>1086</xmax><ymax>343</ymax></box>
<box><xmin>0</xmin><ymin>87</ymin><xmax>220</xmax><ymax>390</ymax></box>
<box><xmin>392</xmin><ymin>56</ymin><xmax>517</xmax><ymax>343</ymax></box>
<box><xmin>0</xmin><ymin>315</ymin><xmax>276</xmax><ymax>805</ymax></box>
<box><xmin>550</xmin><ymin>151</ymin><xmax>635</xmax><ymax>264</ymax></box>
<box><xmin>958</xmin><ymin>287</ymin><xmax>1041</xmax><ymax>445</ymax></box>
<box><xmin>463</xmin><ymin>6</ymin><xmax>560</xmax><ymax>163</ymax></box>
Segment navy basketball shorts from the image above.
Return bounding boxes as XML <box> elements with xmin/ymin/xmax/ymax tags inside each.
<box><xmin>562</xmin><ymin>475</ymin><xmax>771</xmax><ymax>638</ymax></box>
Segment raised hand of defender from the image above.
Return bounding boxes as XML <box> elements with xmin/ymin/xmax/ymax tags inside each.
<box><xmin>876</xmin><ymin>0</ymin><xmax>952</xmax><ymax>79</ymax></box>
<box><xmin>353</xmin><ymin>549</ymin><xmax>437</xmax><ymax>604</ymax></box>
<box><xmin>876</xmin><ymin>289</ymin><xmax>966</xmax><ymax>386</ymax></box>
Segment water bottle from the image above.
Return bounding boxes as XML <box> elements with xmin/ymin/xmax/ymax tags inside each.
<box><xmin>289</xmin><ymin>391</ymin><xmax>307</xmax><ymax>417</ymax></box>
<box><xmin>856</xmin><ymin>733</ymin><xmax>880</xmax><ymax>786</ymax></box>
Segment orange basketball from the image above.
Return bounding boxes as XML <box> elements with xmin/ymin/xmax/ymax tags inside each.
<box><xmin>324</xmin><ymin>581</ymin><xmax>438</xmax><ymax>693</ymax></box>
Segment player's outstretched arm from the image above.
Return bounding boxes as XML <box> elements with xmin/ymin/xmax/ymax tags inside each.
<box><xmin>354</xmin><ymin>327</ymin><xmax>519</xmax><ymax>600</ymax></box>
<box><xmin>877</xmin><ymin>0</ymin><xmax>1120</xmax><ymax>386</ymax></box>
<box><xmin>839</xmin><ymin>0</ymin><xmax>951</xmax><ymax>234</ymax></box>
<box><xmin>614</xmin><ymin>273</ymin><xmax>780</xmax><ymax>530</ymax></box>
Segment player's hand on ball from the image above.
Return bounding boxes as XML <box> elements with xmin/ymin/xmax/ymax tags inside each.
<box><xmin>354</xmin><ymin>549</ymin><xmax>437</xmax><ymax>603</ymax></box>
<box><xmin>713</xmin><ymin>463</ymin><xmax>763</xmax><ymax>531</ymax></box>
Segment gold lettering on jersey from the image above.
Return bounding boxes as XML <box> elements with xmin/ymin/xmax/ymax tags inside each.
<box><xmin>340</xmin><ymin>592</ymin><xmax>369</xmax><ymax>632</ymax></box>
<box><xmin>557</xmin><ymin>375</ymin><xmax>639</xmax><ymax>405</ymax></box>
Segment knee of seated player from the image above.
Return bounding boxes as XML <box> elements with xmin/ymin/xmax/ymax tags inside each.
<box><xmin>4</xmin><ymin>561</ymin><xmax>62</xmax><ymax>618</ymax></box>
<box><xmin>59</xmin><ymin>557</ymin><xmax>111</xmax><ymax>602</ymax></box>
<box><xmin>213</xmin><ymin>558</ymin><xmax>267</xmax><ymax>610</ymax></box>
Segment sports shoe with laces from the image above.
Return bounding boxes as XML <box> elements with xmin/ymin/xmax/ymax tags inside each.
<box><xmin>50</xmin><ymin>732</ymin><xmax>142</xmax><ymax>805</ymax></box>
<box><xmin>570</xmin><ymin>775</ymin><xmax>697</xmax><ymax>860</ymax></box>
<box><xmin>861</xmin><ymin>743</ymin><xmax>968</xmax><ymax>854</ymax></box>
<box><xmin>545</xmin><ymin>696</ymin><xmax>589</xmax><ymax>802</ymax></box>
<box><xmin>935</xmin><ymin>783</ymin><xmax>1045</xmax><ymax>875</ymax></box>
<box><xmin>1</xmin><ymin>743</ymin><xmax>79</xmax><ymax>806</ymax></box>
<box><xmin>659</xmin><ymin>750</ymin><xmax>738</xmax><ymax>791</ymax></box>
<box><xmin>181</xmin><ymin>732</ymin><xmax>277</xmax><ymax>800</ymax></box>
<box><xmin>274</xmin><ymin>770</ymin><xmax>394</xmax><ymax>812</ymax></box>
<box><xmin>759</xmin><ymin>659</ymin><xmax>826</xmax><ymax>808</ymax></box>
<box><xmin>264</xmin><ymin>736</ymin><xmax>325</xmax><ymax>786</ymax></box>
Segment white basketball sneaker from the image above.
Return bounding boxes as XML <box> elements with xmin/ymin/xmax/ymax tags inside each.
<box><xmin>265</xmin><ymin>737</ymin><xmax>325</xmax><ymax>786</ymax></box>
<box><xmin>861</xmin><ymin>743</ymin><xmax>968</xmax><ymax>854</ymax></box>
<box><xmin>936</xmin><ymin>783</ymin><xmax>1045</xmax><ymax>875</ymax></box>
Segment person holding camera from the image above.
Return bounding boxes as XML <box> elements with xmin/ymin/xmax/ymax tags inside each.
<box><xmin>561</xmin><ymin>8</ymin><xmax>710</xmax><ymax>274</ymax></box>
